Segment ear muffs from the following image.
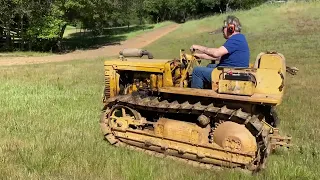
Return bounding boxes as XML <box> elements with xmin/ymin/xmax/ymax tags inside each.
<box><xmin>227</xmin><ymin>24</ymin><xmax>235</xmax><ymax>34</ymax></box>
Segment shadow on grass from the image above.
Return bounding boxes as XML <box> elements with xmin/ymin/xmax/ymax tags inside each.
<box><xmin>61</xmin><ymin>25</ymin><xmax>154</xmax><ymax>53</ymax></box>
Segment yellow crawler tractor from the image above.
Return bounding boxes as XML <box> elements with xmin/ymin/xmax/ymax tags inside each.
<box><xmin>100</xmin><ymin>48</ymin><xmax>295</xmax><ymax>172</ymax></box>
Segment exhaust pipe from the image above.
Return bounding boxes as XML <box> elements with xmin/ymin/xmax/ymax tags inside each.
<box><xmin>119</xmin><ymin>48</ymin><xmax>154</xmax><ymax>59</ymax></box>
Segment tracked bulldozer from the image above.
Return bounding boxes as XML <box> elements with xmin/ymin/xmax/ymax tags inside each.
<box><xmin>100</xmin><ymin>48</ymin><xmax>295</xmax><ymax>172</ymax></box>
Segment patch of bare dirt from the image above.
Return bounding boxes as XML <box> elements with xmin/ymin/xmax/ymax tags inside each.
<box><xmin>0</xmin><ymin>23</ymin><xmax>180</xmax><ymax>66</ymax></box>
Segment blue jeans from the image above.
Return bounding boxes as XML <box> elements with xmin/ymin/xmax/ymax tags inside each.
<box><xmin>191</xmin><ymin>64</ymin><xmax>217</xmax><ymax>89</ymax></box>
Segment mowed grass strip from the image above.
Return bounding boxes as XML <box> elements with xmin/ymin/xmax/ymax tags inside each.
<box><xmin>0</xmin><ymin>1</ymin><xmax>319</xmax><ymax>179</ymax></box>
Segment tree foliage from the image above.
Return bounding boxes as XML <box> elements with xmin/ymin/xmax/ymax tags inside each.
<box><xmin>0</xmin><ymin>0</ymin><xmax>268</xmax><ymax>52</ymax></box>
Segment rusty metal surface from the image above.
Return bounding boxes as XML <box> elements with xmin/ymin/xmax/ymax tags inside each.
<box><xmin>213</xmin><ymin>121</ymin><xmax>257</xmax><ymax>153</ymax></box>
<box><xmin>158</xmin><ymin>87</ymin><xmax>281</xmax><ymax>105</ymax></box>
<box><xmin>100</xmin><ymin>95</ymin><xmax>292</xmax><ymax>171</ymax></box>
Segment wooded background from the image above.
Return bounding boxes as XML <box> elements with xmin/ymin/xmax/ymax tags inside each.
<box><xmin>0</xmin><ymin>0</ymin><xmax>269</xmax><ymax>52</ymax></box>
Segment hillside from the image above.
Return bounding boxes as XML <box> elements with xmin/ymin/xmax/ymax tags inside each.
<box><xmin>145</xmin><ymin>2</ymin><xmax>320</xmax><ymax>177</ymax></box>
<box><xmin>0</xmin><ymin>1</ymin><xmax>319</xmax><ymax>179</ymax></box>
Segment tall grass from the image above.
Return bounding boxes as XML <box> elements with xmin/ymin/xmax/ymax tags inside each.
<box><xmin>0</xmin><ymin>1</ymin><xmax>319</xmax><ymax>179</ymax></box>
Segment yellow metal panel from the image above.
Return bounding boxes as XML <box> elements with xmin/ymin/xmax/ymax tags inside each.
<box><xmin>157</xmin><ymin>75</ymin><xmax>163</xmax><ymax>88</ymax></box>
<box><xmin>104</xmin><ymin>58</ymin><xmax>169</xmax><ymax>73</ymax></box>
<box><xmin>255</xmin><ymin>69</ymin><xmax>284</xmax><ymax>95</ymax></box>
<box><xmin>259</xmin><ymin>55</ymin><xmax>283</xmax><ymax>69</ymax></box>
<box><xmin>254</xmin><ymin>53</ymin><xmax>286</xmax><ymax>105</ymax></box>
<box><xmin>163</xmin><ymin>63</ymin><xmax>174</xmax><ymax>87</ymax></box>
<box><xmin>150</xmin><ymin>74</ymin><xmax>157</xmax><ymax>89</ymax></box>
<box><xmin>258</xmin><ymin>54</ymin><xmax>285</xmax><ymax>72</ymax></box>
<box><xmin>210</xmin><ymin>66</ymin><xmax>283</xmax><ymax>104</ymax></box>
<box><xmin>159</xmin><ymin>87</ymin><xmax>281</xmax><ymax>105</ymax></box>
<box><xmin>211</xmin><ymin>68</ymin><xmax>222</xmax><ymax>91</ymax></box>
<box><xmin>111</xmin><ymin>65</ymin><xmax>164</xmax><ymax>73</ymax></box>
<box><xmin>155</xmin><ymin>118</ymin><xmax>210</xmax><ymax>146</ymax></box>
<box><xmin>104</xmin><ymin>58</ymin><xmax>170</xmax><ymax>66</ymax></box>
<box><xmin>218</xmin><ymin>80</ymin><xmax>255</xmax><ymax>96</ymax></box>
<box><xmin>115</xmin><ymin>73</ymin><xmax>120</xmax><ymax>95</ymax></box>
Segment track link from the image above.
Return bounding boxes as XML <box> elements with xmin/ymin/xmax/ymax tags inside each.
<box><xmin>101</xmin><ymin>94</ymin><xmax>276</xmax><ymax>172</ymax></box>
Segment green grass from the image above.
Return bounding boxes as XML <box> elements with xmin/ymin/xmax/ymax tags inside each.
<box><xmin>63</xmin><ymin>25</ymin><xmax>79</xmax><ymax>38</ymax></box>
<box><xmin>0</xmin><ymin>1</ymin><xmax>320</xmax><ymax>179</ymax></box>
<box><xmin>0</xmin><ymin>51</ymin><xmax>53</xmax><ymax>57</ymax></box>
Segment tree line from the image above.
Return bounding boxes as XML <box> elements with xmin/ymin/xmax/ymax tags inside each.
<box><xmin>0</xmin><ymin>0</ymin><xmax>267</xmax><ymax>52</ymax></box>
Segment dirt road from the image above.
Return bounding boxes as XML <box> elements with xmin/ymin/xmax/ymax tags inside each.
<box><xmin>0</xmin><ymin>23</ymin><xmax>179</xmax><ymax>66</ymax></box>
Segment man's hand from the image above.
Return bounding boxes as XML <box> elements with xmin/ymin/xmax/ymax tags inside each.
<box><xmin>190</xmin><ymin>45</ymin><xmax>211</xmax><ymax>54</ymax></box>
<box><xmin>193</xmin><ymin>53</ymin><xmax>202</xmax><ymax>59</ymax></box>
<box><xmin>190</xmin><ymin>45</ymin><xmax>202</xmax><ymax>52</ymax></box>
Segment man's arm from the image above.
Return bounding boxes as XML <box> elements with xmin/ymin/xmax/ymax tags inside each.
<box><xmin>194</xmin><ymin>53</ymin><xmax>219</xmax><ymax>60</ymax></box>
<box><xmin>191</xmin><ymin>45</ymin><xmax>229</xmax><ymax>58</ymax></box>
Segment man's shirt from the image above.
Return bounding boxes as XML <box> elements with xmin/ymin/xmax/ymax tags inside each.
<box><xmin>218</xmin><ymin>34</ymin><xmax>250</xmax><ymax>67</ymax></box>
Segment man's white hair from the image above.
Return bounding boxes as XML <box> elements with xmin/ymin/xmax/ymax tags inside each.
<box><xmin>224</xmin><ymin>15</ymin><xmax>242</xmax><ymax>32</ymax></box>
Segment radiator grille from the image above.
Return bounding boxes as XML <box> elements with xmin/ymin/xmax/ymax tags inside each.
<box><xmin>104</xmin><ymin>70</ymin><xmax>111</xmax><ymax>99</ymax></box>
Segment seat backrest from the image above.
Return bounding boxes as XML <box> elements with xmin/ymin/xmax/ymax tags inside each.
<box><xmin>254</xmin><ymin>52</ymin><xmax>286</xmax><ymax>73</ymax></box>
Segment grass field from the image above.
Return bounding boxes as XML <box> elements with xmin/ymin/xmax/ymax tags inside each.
<box><xmin>0</xmin><ymin>21</ymin><xmax>172</xmax><ymax>57</ymax></box>
<box><xmin>0</xmin><ymin>51</ymin><xmax>54</xmax><ymax>57</ymax></box>
<box><xmin>0</xmin><ymin>1</ymin><xmax>319</xmax><ymax>179</ymax></box>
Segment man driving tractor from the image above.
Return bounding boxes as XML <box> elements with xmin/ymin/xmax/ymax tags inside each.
<box><xmin>190</xmin><ymin>15</ymin><xmax>250</xmax><ymax>89</ymax></box>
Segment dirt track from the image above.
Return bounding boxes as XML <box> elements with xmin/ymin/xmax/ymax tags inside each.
<box><xmin>0</xmin><ymin>24</ymin><xmax>179</xmax><ymax>66</ymax></box>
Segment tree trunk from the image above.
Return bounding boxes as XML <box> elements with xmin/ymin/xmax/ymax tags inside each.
<box><xmin>5</xmin><ymin>22</ymin><xmax>12</xmax><ymax>50</ymax></box>
<box><xmin>0</xmin><ymin>26</ymin><xmax>3</xmax><ymax>50</ymax></box>
<box><xmin>226</xmin><ymin>0</ymin><xmax>232</xmax><ymax>12</ymax></box>
<box><xmin>139</xmin><ymin>15</ymin><xmax>143</xmax><ymax>25</ymax></box>
<box><xmin>21</xmin><ymin>14</ymin><xmax>24</xmax><ymax>50</ymax></box>
<box><xmin>28</xmin><ymin>41</ymin><xmax>31</xmax><ymax>51</ymax></box>
<box><xmin>56</xmin><ymin>23</ymin><xmax>67</xmax><ymax>52</ymax></box>
<box><xmin>59</xmin><ymin>23</ymin><xmax>67</xmax><ymax>40</ymax></box>
<box><xmin>0</xmin><ymin>26</ymin><xmax>3</xmax><ymax>41</ymax></box>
